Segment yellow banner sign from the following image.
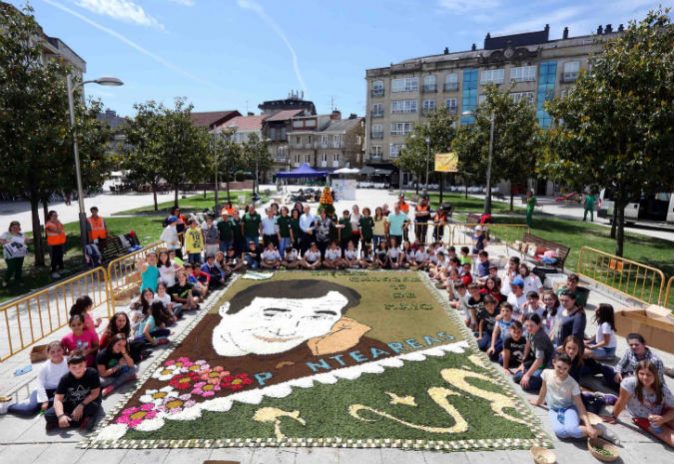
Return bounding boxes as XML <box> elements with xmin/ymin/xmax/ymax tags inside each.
<box><xmin>435</xmin><ymin>152</ymin><xmax>458</xmax><ymax>173</ymax></box>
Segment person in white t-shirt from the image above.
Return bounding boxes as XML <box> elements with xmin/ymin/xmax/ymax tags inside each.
<box><xmin>500</xmin><ymin>257</ymin><xmax>521</xmax><ymax>294</ymax></box>
<box><xmin>323</xmin><ymin>241</ymin><xmax>344</xmax><ymax>270</ymax></box>
<box><xmin>282</xmin><ymin>247</ymin><xmax>300</xmax><ymax>270</ymax></box>
<box><xmin>387</xmin><ymin>237</ymin><xmax>403</xmax><ymax>269</ymax></box>
<box><xmin>519</xmin><ymin>264</ymin><xmax>543</xmax><ymax>296</ymax></box>
<box><xmin>585</xmin><ymin>303</ymin><xmax>618</xmax><ymax>360</ymax></box>
<box><xmin>507</xmin><ymin>277</ymin><xmax>528</xmax><ymax>321</ymax></box>
<box><xmin>300</xmin><ymin>242</ymin><xmax>322</xmax><ymax>270</ymax></box>
<box><xmin>343</xmin><ymin>241</ymin><xmax>360</xmax><ymax>268</ymax></box>
<box><xmin>261</xmin><ymin>242</ymin><xmax>281</xmax><ymax>270</ymax></box>
<box><xmin>412</xmin><ymin>246</ymin><xmax>429</xmax><ymax>271</ymax></box>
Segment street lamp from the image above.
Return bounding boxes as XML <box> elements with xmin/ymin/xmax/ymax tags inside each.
<box><xmin>462</xmin><ymin>109</ymin><xmax>495</xmax><ymax>215</ymax></box>
<box><xmin>67</xmin><ymin>74</ymin><xmax>123</xmax><ymax>263</ymax></box>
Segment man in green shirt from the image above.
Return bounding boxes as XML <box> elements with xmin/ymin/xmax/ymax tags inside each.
<box><xmin>217</xmin><ymin>212</ymin><xmax>234</xmax><ymax>253</ymax></box>
<box><xmin>277</xmin><ymin>207</ymin><xmax>292</xmax><ymax>256</ymax></box>
<box><xmin>338</xmin><ymin>210</ymin><xmax>353</xmax><ymax>251</ymax></box>
<box><xmin>231</xmin><ymin>210</ymin><xmax>245</xmax><ymax>255</ymax></box>
<box><xmin>583</xmin><ymin>191</ymin><xmax>596</xmax><ymax>222</ymax></box>
<box><xmin>242</xmin><ymin>205</ymin><xmax>262</xmax><ymax>247</ymax></box>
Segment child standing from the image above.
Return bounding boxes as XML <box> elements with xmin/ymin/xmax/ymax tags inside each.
<box><xmin>184</xmin><ymin>219</ymin><xmax>205</xmax><ymax>265</ymax></box>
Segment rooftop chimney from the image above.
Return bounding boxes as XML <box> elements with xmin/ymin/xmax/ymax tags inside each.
<box><xmin>605</xmin><ymin>24</ymin><xmax>613</xmax><ymax>33</ymax></box>
<box><xmin>330</xmin><ymin>110</ymin><xmax>341</xmax><ymax>121</ymax></box>
<box><xmin>597</xmin><ymin>25</ymin><xmax>603</xmax><ymax>35</ymax></box>
<box><xmin>562</xmin><ymin>27</ymin><xmax>569</xmax><ymax>39</ymax></box>
<box><xmin>485</xmin><ymin>32</ymin><xmax>491</xmax><ymax>40</ymax></box>
<box><xmin>471</xmin><ymin>43</ymin><xmax>477</xmax><ymax>51</ymax></box>
<box><xmin>348</xmin><ymin>113</ymin><xmax>358</xmax><ymax>120</ymax></box>
<box><xmin>443</xmin><ymin>47</ymin><xmax>449</xmax><ymax>55</ymax></box>
<box><xmin>247</xmin><ymin>112</ymin><xmax>254</xmax><ymax>116</ymax></box>
<box><xmin>544</xmin><ymin>24</ymin><xmax>550</xmax><ymax>33</ymax></box>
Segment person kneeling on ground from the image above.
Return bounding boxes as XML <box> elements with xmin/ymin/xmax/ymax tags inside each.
<box><xmin>97</xmin><ymin>333</ymin><xmax>138</xmax><ymax>397</ymax></box>
<box><xmin>604</xmin><ymin>360</ymin><xmax>674</xmax><ymax>447</ymax></box>
<box><xmin>45</xmin><ymin>351</ymin><xmax>101</xmax><ymax>432</ymax></box>
<box><xmin>530</xmin><ymin>353</ymin><xmax>600</xmax><ymax>440</ymax></box>
<box><xmin>6</xmin><ymin>341</ymin><xmax>68</xmax><ymax>416</ymax></box>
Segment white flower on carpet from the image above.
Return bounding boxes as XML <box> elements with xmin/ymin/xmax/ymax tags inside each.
<box><xmin>152</xmin><ymin>365</ymin><xmax>181</xmax><ymax>381</ymax></box>
<box><xmin>139</xmin><ymin>386</ymin><xmax>178</xmax><ymax>406</ymax></box>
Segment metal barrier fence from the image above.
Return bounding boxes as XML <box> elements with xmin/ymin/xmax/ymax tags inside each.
<box><xmin>664</xmin><ymin>276</ymin><xmax>674</xmax><ymax>310</ymax></box>
<box><xmin>577</xmin><ymin>246</ymin><xmax>666</xmax><ymax>306</ymax></box>
<box><xmin>0</xmin><ymin>267</ymin><xmax>111</xmax><ymax>362</ymax></box>
<box><xmin>107</xmin><ymin>241</ymin><xmax>166</xmax><ymax>308</ymax></box>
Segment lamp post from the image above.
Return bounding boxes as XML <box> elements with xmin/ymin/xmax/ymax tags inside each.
<box><xmin>67</xmin><ymin>75</ymin><xmax>123</xmax><ymax>263</ymax></box>
<box><xmin>462</xmin><ymin>109</ymin><xmax>495</xmax><ymax>215</ymax></box>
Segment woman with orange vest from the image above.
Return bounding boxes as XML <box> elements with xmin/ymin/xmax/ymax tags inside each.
<box><xmin>87</xmin><ymin>206</ymin><xmax>107</xmax><ymax>242</ymax></box>
<box><xmin>45</xmin><ymin>210</ymin><xmax>66</xmax><ymax>278</ymax></box>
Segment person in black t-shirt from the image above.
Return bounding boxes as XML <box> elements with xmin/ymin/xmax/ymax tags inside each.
<box><xmin>169</xmin><ymin>269</ymin><xmax>200</xmax><ymax>311</ymax></box>
<box><xmin>96</xmin><ymin>334</ymin><xmax>138</xmax><ymax>398</ymax></box>
<box><xmin>466</xmin><ymin>283</ymin><xmax>484</xmax><ymax>332</ymax></box>
<box><xmin>476</xmin><ymin>295</ymin><xmax>498</xmax><ymax>352</ymax></box>
<box><xmin>225</xmin><ymin>246</ymin><xmax>246</xmax><ymax>273</ymax></box>
<box><xmin>244</xmin><ymin>241</ymin><xmax>263</xmax><ymax>270</ymax></box>
<box><xmin>501</xmin><ymin>321</ymin><xmax>530</xmax><ymax>374</ymax></box>
<box><xmin>45</xmin><ymin>351</ymin><xmax>101</xmax><ymax>431</ymax></box>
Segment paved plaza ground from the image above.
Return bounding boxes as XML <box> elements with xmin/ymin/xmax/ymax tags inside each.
<box><xmin>1</xmin><ymin>186</ymin><xmax>673</xmax><ymax>463</ymax></box>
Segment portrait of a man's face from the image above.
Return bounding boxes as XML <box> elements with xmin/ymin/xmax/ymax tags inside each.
<box><xmin>212</xmin><ymin>280</ymin><xmax>361</xmax><ymax>357</ymax></box>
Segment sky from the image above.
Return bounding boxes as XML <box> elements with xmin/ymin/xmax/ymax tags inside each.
<box><xmin>12</xmin><ymin>0</ymin><xmax>668</xmax><ymax>118</ymax></box>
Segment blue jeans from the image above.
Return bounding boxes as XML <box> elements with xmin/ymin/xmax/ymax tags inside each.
<box><xmin>513</xmin><ymin>368</ymin><xmax>543</xmax><ymax>392</ymax></box>
<box><xmin>188</xmin><ymin>253</ymin><xmax>202</xmax><ymax>265</ymax></box>
<box><xmin>591</xmin><ymin>346</ymin><xmax>616</xmax><ymax>359</ymax></box>
<box><xmin>8</xmin><ymin>388</ymin><xmax>56</xmax><ymax>416</ymax></box>
<box><xmin>101</xmin><ymin>365</ymin><xmax>138</xmax><ymax>388</ymax></box>
<box><xmin>219</xmin><ymin>241</ymin><xmax>232</xmax><ymax>253</ymax></box>
<box><xmin>279</xmin><ymin>237</ymin><xmax>291</xmax><ymax>257</ymax></box>
<box><xmin>373</xmin><ymin>235</ymin><xmax>385</xmax><ymax>249</ymax></box>
<box><xmin>245</xmin><ymin>235</ymin><xmax>259</xmax><ymax>247</ymax></box>
<box><xmin>549</xmin><ymin>407</ymin><xmax>584</xmax><ymax>439</ymax></box>
<box><xmin>244</xmin><ymin>255</ymin><xmax>259</xmax><ymax>269</ymax></box>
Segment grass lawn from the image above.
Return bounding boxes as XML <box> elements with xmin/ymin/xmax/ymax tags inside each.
<box><xmin>115</xmin><ymin>190</ymin><xmax>269</xmax><ymax>216</ymax></box>
<box><xmin>425</xmin><ymin>192</ymin><xmax>525</xmax><ymax>214</ymax></box>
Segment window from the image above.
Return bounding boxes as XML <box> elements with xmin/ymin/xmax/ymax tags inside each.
<box><xmin>510</xmin><ymin>65</ymin><xmax>536</xmax><ymax>82</ymax></box>
<box><xmin>372</xmin><ymin>145</ymin><xmax>382</xmax><ymax>155</ymax></box>
<box><xmin>422</xmin><ymin>99</ymin><xmax>436</xmax><ymax>113</ymax></box>
<box><xmin>460</xmin><ymin>69</ymin><xmax>478</xmax><ymax>124</ymax></box>
<box><xmin>445</xmin><ymin>98</ymin><xmax>457</xmax><ymax>114</ymax></box>
<box><xmin>444</xmin><ymin>73</ymin><xmax>459</xmax><ymax>91</ymax></box>
<box><xmin>305</xmin><ymin>119</ymin><xmax>316</xmax><ymax>127</ymax></box>
<box><xmin>478</xmin><ymin>94</ymin><xmax>487</xmax><ymax>104</ymax></box>
<box><xmin>391</xmin><ymin>122</ymin><xmax>413</xmax><ymax>136</ymax></box>
<box><xmin>562</xmin><ymin>61</ymin><xmax>580</xmax><ymax>81</ymax></box>
<box><xmin>537</xmin><ymin>61</ymin><xmax>558</xmax><ymax>128</ymax></box>
<box><xmin>305</xmin><ymin>155</ymin><xmax>311</xmax><ymax>163</ymax></box>
<box><xmin>390</xmin><ymin>143</ymin><xmax>404</xmax><ymax>157</ymax></box>
<box><xmin>371</xmin><ymin>124</ymin><xmax>384</xmax><ymax>139</ymax></box>
<box><xmin>391</xmin><ymin>77</ymin><xmax>418</xmax><ymax>93</ymax></box>
<box><xmin>320</xmin><ymin>153</ymin><xmax>327</xmax><ymax>162</ymax></box>
<box><xmin>371</xmin><ymin>80</ymin><xmax>385</xmax><ymax>96</ymax></box>
<box><xmin>391</xmin><ymin>99</ymin><xmax>417</xmax><ymax>113</ymax></box>
<box><xmin>372</xmin><ymin>103</ymin><xmax>384</xmax><ymax>117</ymax></box>
<box><xmin>510</xmin><ymin>92</ymin><xmax>535</xmax><ymax>104</ymax></box>
<box><xmin>333</xmin><ymin>135</ymin><xmax>343</xmax><ymax>148</ymax></box>
<box><xmin>333</xmin><ymin>154</ymin><xmax>339</xmax><ymax>161</ymax></box>
<box><xmin>423</xmin><ymin>75</ymin><xmax>437</xmax><ymax>92</ymax></box>
<box><xmin>292</xmin><ymin>120</ymin><xmax>303</xmax><ymax>128</ymax></box>
<box><xmin>480</xmin><ymin>68</ymin><xmax>504</xmax><ymax>84</ymax></box>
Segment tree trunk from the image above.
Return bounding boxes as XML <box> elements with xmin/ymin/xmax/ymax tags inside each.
<box><xmin>614</xmin><ymin>191</ymin><xmax>625</xmax><ymax>257</ymax></box>
<box><xmin>174</xmin><ymin>185</ymin><xmax>179</xmax><ymax>208</ymax></box>
<box><xmin>464</xmin><ymin>184</ymin><xmax>468</xmax><ymax>199</ymax></box>
<box><xmin>509</xmin><ymin>188</ymin><xmax>514</xmax><ymax>212</ymax></box>
<box><xmin>42</xmin><ymin>196</ymin><xmax>49</xmax><ymax>225</ymax></box>
<box><xmin>30</xmin><ymin>192</ymin><xmax>46</xmax><ymax>267</ymax></box>
<box><xmin>225</xmin><ymin>173</ymin><xmax>231</xmax><ymax>202</ymax></box>
<box><xmin>151</xmin><ymin>183</ymin><xmax>158</xmax><ymax>211</ymax></box>
<box><xmin>610</xmin><ymin>206</ymin><xmax>617</xmax><ymax>238</ymax></box>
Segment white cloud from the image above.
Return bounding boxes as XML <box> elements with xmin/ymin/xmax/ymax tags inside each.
<box><xmin>42</xmin><ymin>0</ymin><xmax>224</xmax><ymax>91</ymax></box>
<box><xmin>167</xmin><ymin>0</ymin><xmax>195</xmax><ymax>5</ymax></box>
<box><xmin>437</xmin><ymin>0</ymin><xmax>500</xmax><ymax>13</ymax></box>
<box><xmin>73</xmin><ymin>0</ymin><xmax>164</xmax><ymax>29</ymax></box>
<box><xmin>237</xmin><ymin>0</ymin><xmax>308</xmax><ymax>96</ymax></box>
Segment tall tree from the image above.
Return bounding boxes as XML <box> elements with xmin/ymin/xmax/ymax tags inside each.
<box><xmin>452</xmin><ymin>85</ymin><xmax>541</xmax><ymax>213</ymax></box>
<box><xmin>396</xmin><ymin>108</ymin><xmax>456</xmax><ymax>194</ymax></box>
<box><xmin>206</xmin><ymin>130</ymin><xmax>242</xmax><ymax>203</ymax></box>
<box><xmin>543</xmin><ymin>8</ymin><xmax>674</xmax><ymax>256</ymax></box>
<box><xmin>241</xmin><ymin>133</ymin><xmax>271</xmax><ymax>196</ymax></box>
<box><xmin>0</xmin><ymin>4</ymin><xmax>109</xmax><ymax>266</ymax></box>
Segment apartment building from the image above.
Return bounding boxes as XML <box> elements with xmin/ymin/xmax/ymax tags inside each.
<box><xmin>365</xmin><ymin>24</ymin><xmax>623</xmax><ymax>171</ymax></box>
<box><xmin>287</xmin><ymin>111</ymin><xmax>365</xmax><ymax>171</ymax></box>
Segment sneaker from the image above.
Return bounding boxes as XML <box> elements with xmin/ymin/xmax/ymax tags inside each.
<box><xmin>45</xmin><ymin>421</ymin><xmax>58</xmax><ymax>432</ymax></box>
<box><xmin>156</xmin><ymin>338</ymin><xmax>170</xmax><ymax>346</ymax></box>
<box><xmin>102</xmin><ymin>385</ymin><xmax>115</xmax><ymax>398</ymax></box>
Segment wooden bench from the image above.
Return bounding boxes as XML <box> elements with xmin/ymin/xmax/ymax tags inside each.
<box><xmin>521</xmin><ymin>232</ymin><xmax>570</xmax><ymax>272</ymax></box>
<box><xmin>99</xmin><ymin>235</ymin><xmax>128</xmax><ymax>263</ymax></box>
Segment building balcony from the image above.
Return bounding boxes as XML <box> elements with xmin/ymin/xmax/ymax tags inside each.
<box><xmin>443</xmin><ymin>82</ymin><xmax>459</xmax><ymax>92</ymax></box>
<box><xmin>370</xmin><ymin>132</ymin><xmax>384</xmax><ymax>140</ymax></box>
<box><xmin>422</xmin><ymin>84</ymin><xmax>437</xmax><ymax>93</ymax></box>
<box><xmin>369</xmin><ymin>153</ymin><xmax>383</xmax><ymax>161</ymax></box>
<box><xmin>332</xmin><ymin>160</ymin><xmax>340</xmax><ymax>168</ymax></box>
<box><xmin>370</xmin><ymin>89</ymin><xmax>385</xmax><ymax>97</ymax></box>
<box><xmin>370</xmin><ymin>111</ymin><xmax>384</xmax><ymax>118</ymax></box>
<box><xmin>319</xmin><ymin>142</ymin><xmax>330</xmax><ymax>148</ymax></box>
<box><xmin>275</xmin><ymin>156</ymin><xmax>287</xmax><ymax>162</ymax></box>
<box><xmin>304</xmin><ymin>143</ymin><xmax>313</xmax><ymax>149</ymax></box>
<box><xmin>320</xmin><ymin>161</ymin><xmax>327</xmax><ymax>167</ymax></box>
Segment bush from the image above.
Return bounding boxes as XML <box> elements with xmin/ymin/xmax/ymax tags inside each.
<box><xmin>234</xmin><ymin>171</ymin><xmax>245</xmax><ymax>182</ymax></box>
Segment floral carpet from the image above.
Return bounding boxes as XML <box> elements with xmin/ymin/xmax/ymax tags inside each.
<box><xmin>83</xmin><ymin>271</ymin><xmax>551</xmax><ymax>451</ymax></box>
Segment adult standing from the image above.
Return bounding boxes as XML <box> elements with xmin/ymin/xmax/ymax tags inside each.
<box><xmin>299</xmin><ymin>205</ymin><xmax>316</xmax><ymax>253</ymax></box>
<box><xmin>260</xmin><ymin>207</ymin><xmax>280</xmax><ymax>248</ymax></box>
<box><xmin>398</xmin><ymin>194</ymin><xmax>410</xmax><ymax>242</ymax></box>
<box><xmin>349</xmin><ymin>205</ymin><xmax>362</xmax><ymax>248</ymax></box>
<box><xmin>242</xmin><ymin>205</ymin><xmax>262</xmax><ymax>247</ymax></box>
<box><xmin>277</xmin><ymin>207</ymin><xmax>293</xmax><ymax>257</ymax></box>
<box><xmin>86</xmin><ymin>206</ymin><xmax>107</xmax><ymax>243</ymax></box>
<box><xmin>1</xmin><ymin>221</ymin><xmax>29</xmax><ymax>287</ymax></box>
<box><xmin>202</xmin><ymin>214</ymin><xmax>220</xmax><ymax>257</ymax></box>
<box><xmin>289</xmin><ymin>209</ymin><xmax>302</xmax><ymax>251</ymax></box>
<box><xmin>525</xmin><ymin>189</ymin><xmax>537</xmax><ymax>228</ymax></box>
<box><xmin>45</xmin><ymin>210</ymin><xmax>66</xmax><ymax>279</ymax></box>
<box><xmin>230</xmin><ymin>209</ymin><xmax>245</xmax><ymax>256</ymax></box>
<box><xmin>315</xmin><ymin>210</ymin><xmax>333</xmax><ymax>258</ymax></box>
<box><xmin>385</xmin><ymin>202</ymin><xmax>409</xmax><ymax>248</ymax></box>
<box><xmin>414</xmin><ymin>195</ymin><xmax>431</xmax><ymax>245</ymax></box>
<box><xmin>217</xmin><ymin>211</ymin><xmax>234</xmax><ymax>253</ymax></box>
<box><xmin>583</xmin><ymin>191</ymin><xmax>597</xmax><ymax>222</ymax></box>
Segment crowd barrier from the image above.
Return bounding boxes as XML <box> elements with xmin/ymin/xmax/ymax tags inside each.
<box><xmin>107</xmin><ymin>241</ymin><xmax>166</xmax><ymax>308</ymax></box>
<box><xmin>576</xmin><ymin>246</ymin><xmax>666</xmax><ymax>306</ymax></box>
<box><xmin>0</xmin><ymin>267</ymin><xmax>111</xmax><ymax>362</ymax></box>
<box><xmin>664</xmin><ymin>276</ymin><xmax>674</xmax><ymax>310</ymax></box>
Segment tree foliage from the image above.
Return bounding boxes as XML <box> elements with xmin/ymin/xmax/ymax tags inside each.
<box><xmin>241</xmin><ymin>132</ymin><xmax>271</xmax><ymax>194</ymax></box>
<box><xmin>542</xmin><ymin>8</ymin><xmax>674</xmax><ymax>256</ymax></box>
<box><xmin>452</xmin><ymin>85</ymin><xmax>541</xmax><ymax>212</ymax></box>
<box><xmin>396</xmin><ymin>107</ymin><xmax>456</xmax><ymax>191</ymax></box>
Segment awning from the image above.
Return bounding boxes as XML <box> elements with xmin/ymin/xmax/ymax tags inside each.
<box><xmin>333</xmin><ymin>167</ymin><xmax>360</xmax><ymax>175</ymax></box>
<box><xmin>276</xmin><ymin>163</ymin><xmax>329</xmax><ymax>178</ymax></box>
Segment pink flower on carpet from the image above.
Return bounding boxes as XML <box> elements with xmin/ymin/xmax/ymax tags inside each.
<box><xmin>164</xmin><ymin>356</ymin><xmax>193</xmax><ymax>370</ymax></box>
<box><xmin>201</xmin><ymin>365</ymin><xmax>230</xmax><ymax>384</ymax></box>
<box><xmin>169</xmin><ymin>371</ymin><xmax>201</xmax><ymax>391</ymax></box>
<box><xmin>186</xmin><ymin>359</ymin><xmax>210</xmax><ymax>373</ymax></box>
<box><xmin>221</xmin><ymin>373</ymin><xmax>254</xmax><ymax>392</ymax></box>
<box><xmin>116</xmin><ymin>403</ymin><xmax>158</xmax><ymax>428</ymax></box>
<box><xmin>158</xmin><ymin>394</ymin><xmax>196</xmax><ymax>414</ymax></box>
<box><xmin>191</xmin><ymin>381</ymin><xmax>221</xmax><ymax>398</ymax></box>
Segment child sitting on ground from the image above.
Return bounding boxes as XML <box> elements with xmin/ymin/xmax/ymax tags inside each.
<box><xmin>96</xmin><ymin>333</ymin><xmax>138</xmax><ymax>397</ymax></box>
<box><xmin>343</xmin><ymin>241</ymin><xmax>360</xmax><ymax>268</ymax></box>
<box><xmin>323</xmin><ymin>240</ymin><xmax>344</xmax><ymax>270</ymax></box>
<box><xmin>585</xmin><ymin>303</ymin><xmax>618</xmax><ymax>360</ymax></box>
<box><xmin>282</xmin><ymin>247</ymin><xmax>300</xmax><ymax>270</ymax></box>
<box><xmin>260</xmin><ymin>242</ymin><xmax>282</xmax><ymax>270</ymax></box>
<box><xmin>61</xmin><ymin>314</ymin><xmax>99</xmax><ymax>367</ymax></box>
<box><xmin>488</xmin><ymin>302</ymin><xmax>515</xmax><ymax>362</ymax></box>
<box><xmin>500</xmin><ymin>320</ymin><xmax>530</xmax><ymax>374</ymax></box>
